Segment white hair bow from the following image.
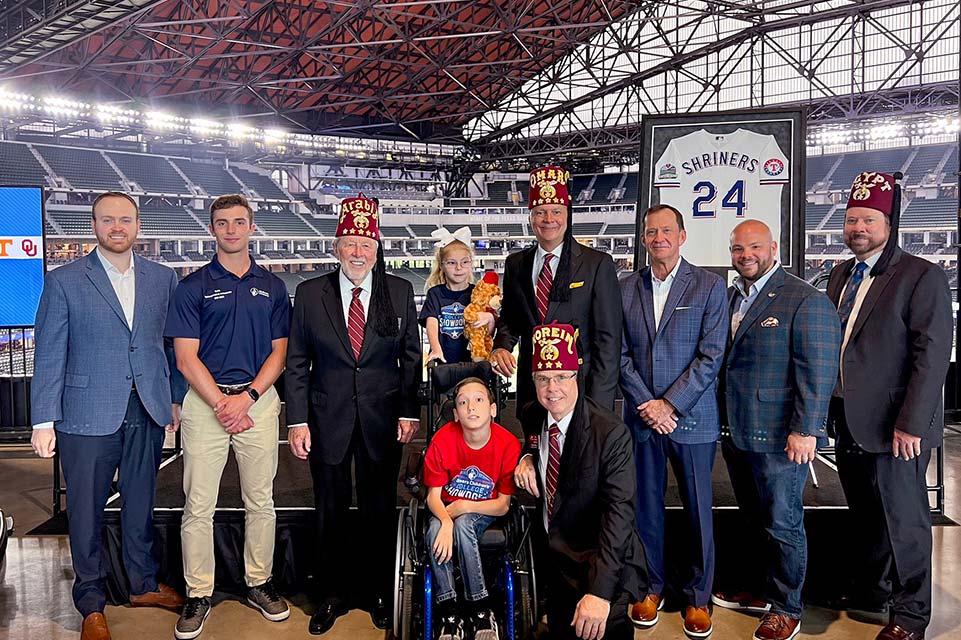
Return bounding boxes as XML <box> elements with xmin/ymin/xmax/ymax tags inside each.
<box><xmin>431</xmin><ymin>226</ymin><xmax>472</xmax><ymax>248</ymax></box>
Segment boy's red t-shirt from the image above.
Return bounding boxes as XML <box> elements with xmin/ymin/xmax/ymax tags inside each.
<box><xmin>423</xmin><ymin>421</ymin><xmax>521</xmax><ymax>503</ymax></box>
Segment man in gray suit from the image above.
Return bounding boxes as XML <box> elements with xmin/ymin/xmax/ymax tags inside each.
<box><xmin>31</xmin><ymin>192</ymin><xmax>185</xmax><ymax>640</ymax></box>
<box><xmin>716</xmin><ymin>220</ymin><xmax>840</xmax><ymax>640</ymax></box>
<box><xmin>619</xmin><ymin>204</ymin><xmax>728</xmax><ymax>637</ymax></box>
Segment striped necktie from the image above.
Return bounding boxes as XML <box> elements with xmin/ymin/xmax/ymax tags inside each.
<box><xmin>838</xmin><ymin>262</ymin><xmax>868</xmax><ymax>330</ymax></box>
<box><xmin>546</xmin><ymin>422</ymin><xmax>561</xmax><ymax>519</ymax></box>
<box><xmin>535</xmin><ymin>253</ymin><xmax>555</xmax><ymax>322</ymax></box>
<box><xmin>348</xmin><ymin>287</ymin><xmax>365</xmax><ymax>360</ymax></box>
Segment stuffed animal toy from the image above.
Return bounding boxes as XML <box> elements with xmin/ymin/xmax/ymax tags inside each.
<box><xmin>464</xmin><ymin>270</ymin><xmax>502</xmax><ymax>362</ymax></box>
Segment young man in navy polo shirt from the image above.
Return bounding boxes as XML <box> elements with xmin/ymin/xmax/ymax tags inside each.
<box><xmin>165</xmin><ymin>194</ymin><xmax>291</xmax><ymax>639</ymax></box>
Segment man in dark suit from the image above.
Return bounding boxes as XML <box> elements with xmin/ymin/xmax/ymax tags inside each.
<box><xmin>619</xmin><ymin>204</ymin><xmax>727</xmax><ymax>637</ymax></box>
<box><xmin>514</xmin><ymin>323</ymin><xmax>647</xmax><ymax>640</ymax></box>
<box><xmin>490</xmin><ymin>166</ymin><xmax>621</xmax><ymax>412</ymax></box>
<box><xmin>716</xmin><ymin>220</ymin><xmax>841</xmax><ymax>640</ymax></box>
<box><xmin>826</xmin><ymin>173</ymin><xmax>952</xmax><ymax>640</ymax></box>
<box><xmin>31</xmin><ymin>192</ymin><xmax>185</xmax><ymax>640</ymax></box>
<box><xmin>285</xmin><ymin>195</ymin><xmax>421</xmax><ymax>635</ymax></box>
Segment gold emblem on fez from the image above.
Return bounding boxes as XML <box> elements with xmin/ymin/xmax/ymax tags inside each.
<box><xmin>354</xmin><ymin>211</ymin><xmax>371</xmax><ymax>229</ymax></box>
<box><xmin>852</xmin><ymin>186</ymin><xmax>871</xmax><ymax>200</ymax></box>
<box><xmin>540</xmin><ymin>183</ymin><xmax>557</xmax><ymax>200</ymax></box>
<box><xmin>539</xmin><ymin>338</ymin><xmax>561</xmax><ymax>362</ymax></box>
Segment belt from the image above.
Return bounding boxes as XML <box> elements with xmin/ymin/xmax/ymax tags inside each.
<box><xmin>217</xmin><ymin>383</ymin><xmax>251</xmax><ymax>396</ymax></box>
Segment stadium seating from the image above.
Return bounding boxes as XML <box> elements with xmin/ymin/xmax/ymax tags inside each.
<box><xmin>253</xmin><ymin>208</ymin><xmax>317</xmax><ymax>236</ymax></box>
<box><xmin>46</xmin><ymin>208</ymin><xmax>94</xmax><ymax>236</ymax></box>
<box><xmin>409</xmin><ymin>224</ymin><xmax>439</xmax><ymax>237</ymax></box>
<box><xmin>0</xmin><ymin>141</ymin><xmax>49</xmax><ymax>186</ymax></box>
<box><xmin>805</xmin><ymin>203</ymin><xmax>833</xmax><ymax>230</ymax></box>
<box><xmin>573</xmin><ymin>222</ymin><xmax>604</xmax><ymax>235</ymax></box>
<box><xmin>829</xmin><ymin>148</ymin><xmax>912</xmax><ymax>190</ymax></box>
<box><xmin>583</xmin><ymin>174</ymin><xmax>620</xmax><ymax>204</ymax></box>
<box><xmin>904</xmin><ymin>145</ymin><xmax>951</xmax><ymax>185</ymax></box>
<box><xmin>310</xmin><ymin>217</ymin><xmax>339</xmax><ymax>236</ymax></box>
<box><xmin>139</xmin><ymin>207</ymin><xmax>207</xmax><ymax>236</ymax></box>
<box><xmin>487</xmin><ymin>223</ymin><xmax>524</xmax><ymax>236</ymax></box>
<box><xmin>621</xmin><ymin>174</ymin><xmax>639</xmax><ymax>202</ymax></box>
<box><xmin>477</xmin><ymin>181</ymin><xmax>512</xmax><ymax>205</ymax></box>
<box><xmin>230</xmin><ymin>166</ymin><xmax>290</xmax><ymax>200</ymax></box>
<box><xmin>107</xmin><ymin>152</ymin><xmax>189</xmax><ymax>194</ymax></box>
<box><xmin>172</xmin><ymin>159</ymin><xmax>243</xmax><ymax>196</ymax></box>
<box><xmin>605</xmin><ymin>223</ymin><xmax>635</xmax><ymax>235</ymax></box>
<box><xmin>381</xmin><ymin>226</ymin><xmax>412</xmax><ymax>238</ymax></box>
<box><xmin>806</xmin><ymin>155</ymin><xmax>836</xmax><ymax>189</ymax></box>
<box><xmin>36</xmin><ymin>145</ymin><xmax>123</xmax><ymax>191</ymax></box>
<box><xmin>900</xmin><ymin>196</ymin><xmax>956</xmax><ymax>228</ymax></box>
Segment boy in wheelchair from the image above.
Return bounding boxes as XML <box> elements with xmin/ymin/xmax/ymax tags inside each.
<box><xmin>423</xmin><ymin>377</ymin><xmax>521</xmax><ymax>640</ymax></box>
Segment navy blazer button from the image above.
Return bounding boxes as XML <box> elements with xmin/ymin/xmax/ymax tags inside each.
<box><xmin>125</xmin><ymin>375</ymin><xmax>132</xmax><ymax>380</ymax></box>
<box><xmin>129</xmin><ymin>346</ymin><xmax>136</xmax><ymax>351</ymax></box>
<box><xmin>355</xmin><ymin>367</ymin><xmax>361</xmax><ymax>372</ymax></box>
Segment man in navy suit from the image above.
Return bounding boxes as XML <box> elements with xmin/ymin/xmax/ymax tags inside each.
<box><xmin>619</xmin><ymin>204</ymin><xmax>727</xmax><ymax>638</ymax></box>
<box><xmin>716</xmin><ymin>220</ymin><xmax>840</xmax><ymax>640</ymax></box>
<box><xmin>31</xmin><ymin>192</ymin><xmax>185</xmax><ymax>640</ymax></box>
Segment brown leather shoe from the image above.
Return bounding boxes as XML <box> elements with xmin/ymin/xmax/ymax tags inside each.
<box><xmin>129</xmin><ymin>582</ymin><xmax>185</xmax><ymax>611</ymax></box>
<box><xmin>81</xmin><ymin>612</ymin><xmax>111</xmax><ymax>640</ymax></box>
<box><xmin>628</xmin><ymin>593</ymin><xmax>663</xmax><ymax>628</ymax></box>
<box><xmin>683</xmin><ymin>606</ymin><xmax>713</xmax><ymax>638</ymax></box>
<box><xmin>876</xmin><ymin>623</ymin><xmax>925</xmax><ymax>640</ymax></box>
<box><xmin>712</xmin><ymin>589</ymin><xmax>771</xmax><ymax>613</ymax></box>
<box><xmin>753</xmin><ymin>613</ymin><xmax>801</xmax><ymax>640</ymax></box>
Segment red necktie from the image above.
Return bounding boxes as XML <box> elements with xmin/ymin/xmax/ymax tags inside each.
<box><xmin>347</xmin><ymin>287</ymin><xmax>365</xmax><ymax>360</ymax></box>
<box><xmin>546</xmin><ymin>422</ymin><xmax>561</xmax><ymax>519</ymax></box>
<box><xmin>535</xmin><ymin>253</ymin><xmax>554</xmax><ymax>322</ymax></box>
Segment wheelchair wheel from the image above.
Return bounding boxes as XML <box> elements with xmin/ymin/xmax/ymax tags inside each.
<box><xmin>394</xmin><ymin>505</ymin><xmax>417</xmax><ymax>640</ymax></box>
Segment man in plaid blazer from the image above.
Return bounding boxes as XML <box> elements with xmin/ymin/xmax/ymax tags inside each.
<box><xmin>619</xmin><ymin>204</ymin><xmax>728</xmax><ymax>637</ymax></box>
<box><xmin>715</xmin><ymin>220</ymin><xmax>841</xmax><ymax>640</ymax></box>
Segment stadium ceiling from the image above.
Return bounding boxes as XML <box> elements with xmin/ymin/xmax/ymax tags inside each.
<box><xmin>469</xmin><ymin>0</ymin><xmax>961</xmax><ymax>165</ymax></box>
<box><xmin>0</xmin><ymin>0</ymin><xmax>641</xmax><ymax>143</ymax></box>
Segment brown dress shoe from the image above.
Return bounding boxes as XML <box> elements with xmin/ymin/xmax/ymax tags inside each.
<box><xmin>81</xmin><ymin>612</ymin><xmax>111</xmax><ymax>640</ymax></box>
<box><xmin>876</xmin><ymin>623</ymin><xmax>925</xmax><ymax>640</ymax></box>
<box><xmin>712</xmin><ymin>589</ymin><xmax>771</xmax><ymax>613</ymax></box>
<box><xmin>129</xmin><ymin>582</ymin><xmax>186</xmax><ymax>611</ymax></box>
<box><xmin>753</xmin><ymin>613</ymin><xmax>801</xmax><ymax>640</ymax></box>
<box><xmin>628</xmin><ymin>594</ymin><xmax>663</xmax><ymax>628</ymax></box>
<box><xmin>683</xmin><ymin>606</ymin><xmax>713</xmax><ymax>638</ymax></box>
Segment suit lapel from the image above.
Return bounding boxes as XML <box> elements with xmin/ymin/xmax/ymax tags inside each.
<box><xmin>552</xmin><ymin>400</ymin><xmax>587</xmax><ymax>520</ymax></box>
<box><xmin>322</xmin><ymin>272</ymin><xmax>354</xmax><ymax>359</ymax></box>
<box><xmin>85</xmin><ymin>252</ymin><xmax>128</xmax><ymax>330</ymax></box>
<box><xmin>847</xmin><ymin>251</ymin><xmax>902</xmax><ymax>342</ymax></box>
<box><xmin>654</xmin><ymin>259</ymin><xmax>693</xmax><ymax>338</ymax></box>
<box><xmin>520</xmin><ymin>247</ymin><xmax>539</xmax><ymax>322</ymax></box>
<box><xmin>129</xmin><ymin>255</ymin><xmax>148</xmax><ymax>340</ymax></box>
<box><xmin>546</xmin><ymin>243</ymin><xmax>583</xmax><ymax>321</ymax></box>
<box><xmin>828</xmin><ymin>258</ymin><xmax>855</xmax><ymax>306</ymax></box>
<box><xmin>636</xmin><ymin>269</ymin><xmax>657</xmax><ymax>345</ymax></box>
<box><xmin>731</xmin><ymin>266</ymin><xmax>786</xmax><ymax>346</ymax></box>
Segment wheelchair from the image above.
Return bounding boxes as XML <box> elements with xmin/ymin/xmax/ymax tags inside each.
<box><xmin>393</xmin><ymin>360</ymin><xmax>539</xmax><ymax>640</ymax></box>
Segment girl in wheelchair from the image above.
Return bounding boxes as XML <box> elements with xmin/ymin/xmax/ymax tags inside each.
<box><xmin>423</xmin><ymin>377</ymin><xmax>521</xmax><ymax>640</ymax></box>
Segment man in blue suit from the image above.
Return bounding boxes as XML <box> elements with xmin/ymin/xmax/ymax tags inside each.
<box><xmin>620</xmin><ymin>204</ymin><xmax>727</xmax><ymax>638</ymax></box>
<box><xmin>31</xmin><ymin>192</ymin><xmax>185</xmax><ymax>640</ymax></box>
<box><xmin>715</xmin><ymin>220</ymin><xmax>840</xmax><ymax>640</ymax></box>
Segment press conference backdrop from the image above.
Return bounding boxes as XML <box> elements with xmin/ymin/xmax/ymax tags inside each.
<box><xmin>0</xmin><ymin>186</ymin><xmax>45</xmax><ymax>328</ymax></box>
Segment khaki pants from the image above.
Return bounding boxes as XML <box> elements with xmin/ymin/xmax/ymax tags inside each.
<box><xmin>180</xmin><ymin>385</ymin><xmax>280</xmax><ymax>597</ymax></box>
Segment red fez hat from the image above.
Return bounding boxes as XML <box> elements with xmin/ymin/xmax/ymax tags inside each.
<box><xmin>532</xmin><ymin>322</ymin><xmax>579</xmax><ymax>372</ymax></box>
<box><xmin>528</xmin><ymin>166</ymin><xmax>571</xmax><ymax>208</ymax></box>
<box><xmin>336</xmin><ymin>193</ymin><xmax>380</xmax><ymax>240</ymax></box>
<box><xmin>481</xmin><ymin>270</ymin><xmax>499</xmax><ymax>286</ymax></box>
<box><xmin>846</xmin><ymin>172</ymin><xmax>895</xmax><ymax>216</ymax></box>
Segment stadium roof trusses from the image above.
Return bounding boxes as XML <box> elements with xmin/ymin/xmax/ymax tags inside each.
<box><xmin>469</xmin><ymin>0</ymin><xmax>961</xmax><ymax>163</ymax></box>
<box><xmin>0</xmin><ymin>0</ymin><xmax>639</xmax><ymax>143</ymax></box>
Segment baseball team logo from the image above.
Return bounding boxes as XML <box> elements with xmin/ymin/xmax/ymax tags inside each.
<box><xmin>658</xmin><ymin>163</ymin><xmax>677</xmax><ymax>180</ymax></box>
<box><xmin>763</xmin><ymin>158</ymin><xmax>785</xmax><ymax>176</ymax></box>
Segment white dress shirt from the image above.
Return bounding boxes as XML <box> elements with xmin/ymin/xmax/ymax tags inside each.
<box><xmin>650</xmin><ymin>258</ymin><xmax>682</xmax><ymax>331</ymax></box>
<box><xmin>531</xmin><ymin>242</ymin><xmax>563</xmax><ymax>291</ymax></box>
<box><xmin>339</xmin><ymin>268</ymin><xmax>372</xmax><ymax>324</ymax></box>
<box><xmin>731</xmin><ymin>262</ymin><xmax>780</xmax><ymax>337</ymax></box>
<box><xmin>838</xmin><ymin>251</ymin><xmax>882</xmax><ymax>389</ymax></box>
<box><xmin>538</xmin><ymin>409</ymin><xmax>573</xmax><ymax>532</ymax></box>
<box><xmin>34</xmin><ymin>249</ymin><xmax>136</xmax><ymax>431</ymax></box>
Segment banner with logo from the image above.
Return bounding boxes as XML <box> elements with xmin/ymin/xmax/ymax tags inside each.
<box><xmin>0</xmin><ymin>186</ymin><xmax>46</xmax><ymax>327</ymax></box>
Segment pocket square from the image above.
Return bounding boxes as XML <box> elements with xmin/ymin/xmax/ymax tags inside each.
<box><xmin>569</xmin><ymin>281</ymin><xmax>584</xmax><ymax>289</ymax></box>
<box><xmin>761</xmin><ymin>316</ymin><xmax>779</xmax><ymax>328</ymax></box>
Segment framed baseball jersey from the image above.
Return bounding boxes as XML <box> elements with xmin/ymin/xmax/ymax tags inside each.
<box><xmin>638</xmin><ymin>110</ymin><xmax>805</xmax><ymax>278</ymax></box>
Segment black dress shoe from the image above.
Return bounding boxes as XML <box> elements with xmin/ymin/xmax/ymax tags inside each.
<box><xmin>309</xmin><ymin>604</ymin><xmax>347</xmax><ymax>635</ymax></box>
<box><xmin>370</xmin><ymin>597</ymin><xmax>390</xmax><ymax>630</ymax></box>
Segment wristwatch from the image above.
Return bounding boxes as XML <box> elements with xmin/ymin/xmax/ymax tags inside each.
<box><xmin>246</xmin><ymin>387</ymin><xmax>260</xmax><ymax>403</ymax></box>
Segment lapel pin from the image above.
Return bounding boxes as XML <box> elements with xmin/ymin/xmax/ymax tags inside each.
<box><xmin>768</xmin><ymin>292</ymin><xmax>776</xmax><ymax>298</ymax></box>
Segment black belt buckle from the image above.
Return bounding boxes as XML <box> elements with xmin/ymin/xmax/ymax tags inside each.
<box><xmin>218</xmin><ymin>383</ymin><xmax>250</xmax><ymax>396</ymax></box>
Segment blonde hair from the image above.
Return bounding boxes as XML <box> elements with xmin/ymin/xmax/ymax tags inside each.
<box><xmin>425</xmin><ymin>239</ymin><xmax>475</xmax><ymax>292</ymax></box>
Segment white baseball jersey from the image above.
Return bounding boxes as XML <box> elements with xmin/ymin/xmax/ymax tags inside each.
<box><xmin>652</xmin><ymin>128</ymin><xmax>789</xmax><ymax>266</ymax></box>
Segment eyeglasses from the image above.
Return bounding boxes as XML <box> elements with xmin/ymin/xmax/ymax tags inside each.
<box><xmin>443</xmin><ymin>259</ymin><xmax>472</xmax><ymax>268</ymax></box>
<box><xmin>532</xmin><ymin>372</ymin><xmax>577</xmax><ymax>387</ymax></box>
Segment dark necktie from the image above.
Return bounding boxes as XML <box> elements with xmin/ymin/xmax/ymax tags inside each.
<box><xmin>838</xmin><ymin>262</ymin><xmax>868</xmax><ymax>330</ymax></box>
<box><xmin>347</xmin><ymin>287</ymin><xmax>365</xmax><ymax>360</ymax></box>
<box><xmin>546</xmin><ymin>422</ymin><xmax>561</xmax><ymax>519</ymax></box>
<box><xmin>535</xmin><ymin>253</ymin><xmax>554</xmax><ymax>322</ymax></box>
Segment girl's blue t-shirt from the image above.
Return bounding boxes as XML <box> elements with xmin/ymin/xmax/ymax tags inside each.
<box><xmin>419</xmin><ymin>283</ymin><xmax>474</xmax><ymax>363</ymax></box>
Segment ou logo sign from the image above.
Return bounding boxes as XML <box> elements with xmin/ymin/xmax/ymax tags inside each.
<box><xmin>0</xmin><ymin>236</ymin><xmax>42</xmax><ymax>258</ymax></box>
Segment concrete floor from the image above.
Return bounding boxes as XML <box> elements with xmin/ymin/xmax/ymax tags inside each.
<box><xmin>1</xmin><ymin>438</ymin><xmax>960</xmax><ymax>640</ymax></box>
